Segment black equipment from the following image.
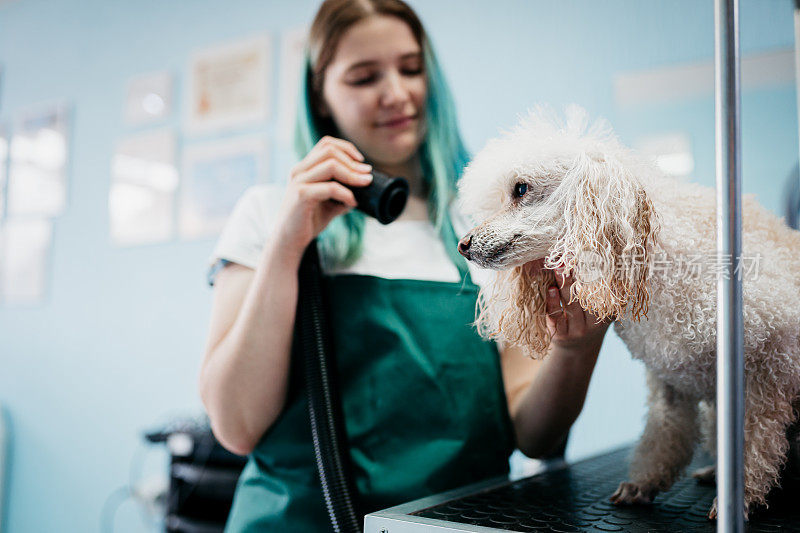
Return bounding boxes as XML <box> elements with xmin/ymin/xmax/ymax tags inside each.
<box><xmin>297</xmin><ymin>240</ymin><xmax>363</xmax><ymax>533</ymax></box>
<box><xmin>145</xmin><ymin>421</ymin><xmax>247</xmax><ymax>533</ymax></box>
<box><xmin>349</xmin><ymin>170</ymin><xmax>409</xmax><ymax>225</ymax></box>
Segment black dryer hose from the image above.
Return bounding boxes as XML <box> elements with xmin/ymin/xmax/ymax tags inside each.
<box><xmin>297</xmin><ymin>239</ymin><xmax>362</xmax><ymax>533</ymax></box>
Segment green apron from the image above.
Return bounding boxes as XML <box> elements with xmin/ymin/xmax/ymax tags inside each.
<box><xmin>224</xmin><ymin>234</ymin><xmax>516</xmax><ymax>532</ymax></box>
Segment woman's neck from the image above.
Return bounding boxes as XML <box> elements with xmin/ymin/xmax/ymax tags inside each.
<box><xmin>373</xmin><ymin>156</ymin><xmax>425</xmax><ymax>199</ymax></box>
<box><xmin>372</xmin><ymin>155</ymin><xmax>429</xmax><ymax>222</ymax></box>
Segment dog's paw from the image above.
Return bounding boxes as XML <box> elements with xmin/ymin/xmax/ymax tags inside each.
<box><xmin>609</xmin><ymin>482</ymin><xmax>657</xmax><ymax>505</ymax></box>
<box><xmin>707</xmin><ymin>497</ymin><xmax>751</xmax><ymax>521</ymax></box>
<box><xmin>692</xmin><ymin>465</ymin><xmax>716</xmax><ymax>485</ymax></box>
<box><xmin>708</xmin><ymin>498</ymin><xmax>717</xmax><ymax>520</ymax></box>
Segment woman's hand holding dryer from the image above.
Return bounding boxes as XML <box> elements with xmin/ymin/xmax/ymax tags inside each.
<box><xmin>274</xmin><ymin>136</ymin><xmax>373</xmax><ymax>263</ymax></box>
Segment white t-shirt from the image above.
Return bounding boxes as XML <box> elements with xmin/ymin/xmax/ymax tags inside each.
<box><xmin>206</xmin><ymin>183</ymin><xmax>491</xmax><ymax>287</ymax></box>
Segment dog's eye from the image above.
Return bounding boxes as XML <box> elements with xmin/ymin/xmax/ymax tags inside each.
<box><xmin>513</xmin><ymin>183</ymin><xmax>528</xmax><ymax>198</ymax></box>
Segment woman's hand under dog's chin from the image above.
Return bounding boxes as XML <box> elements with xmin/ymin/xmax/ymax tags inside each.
<box><xmin>544</xmin><ymin>266</ymin><xmax>611</xmax><ymax>354</ymax></box>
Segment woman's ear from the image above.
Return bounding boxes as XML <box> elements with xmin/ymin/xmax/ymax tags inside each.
<box><xmin>476</xmin><ymin>266</ymin><xmax>556</xmax><ymax>359</ymax></box>
<box><xmin>552</xmin><ymin>151</ymin><xmax>659</xmax><ymax>322</ymax></box>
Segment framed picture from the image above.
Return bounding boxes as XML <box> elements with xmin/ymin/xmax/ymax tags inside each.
<box><xmin>124</xmin><ymin>71</ymin><xmax>173</xmax><ymax>126</ymax></box>
<box><xmin>7</xmin><ymin>103</ymin><xmax>70</xmax><ymax>217</ymax></box>
<box><xmin>179</xmin><ymin>135</ymin><xmax>268</xmax><ymax>239</ymax></box>
<box><xmin>186</xmin><ymin>34</ymin><xmax>271</xmax><ymax>133</ymax></box>
<box><xmin>0</xmin><ymin>218</ymin><xmax>53</xmax><ymax>305</ymax></box>
<box><xmin>109</xmin><ymin>129</ymin><xmax>178</xmax><ymax>246</ymax></box>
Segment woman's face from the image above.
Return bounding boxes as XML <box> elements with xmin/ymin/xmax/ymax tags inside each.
<box><xmin>321</xmin><ymin>15</ymin><xmax>427</xmax><ymax>168</ymax></box>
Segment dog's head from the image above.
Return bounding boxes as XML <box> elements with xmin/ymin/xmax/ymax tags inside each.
<box><xmin>457</xmin><ymin>105</ymin><xmax>660</xmax><ymax>356</ymax></box>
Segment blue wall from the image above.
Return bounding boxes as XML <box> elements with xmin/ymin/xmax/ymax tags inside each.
<box><xmin>0</xmin><ymin>1</ymin><xmax>796</xmax><ymax>531</ymax></box>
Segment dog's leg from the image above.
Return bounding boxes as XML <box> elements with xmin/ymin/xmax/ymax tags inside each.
<box><xmin>699</xmin><ymin>400</ymin><xmax>716</xmax><ymax>456</ymax></box>
<box><xmin>611</xmin><ymin>372</ymin><xmax>698</xmax><ymax>505</ymax></box>
<box><xmin>736</xmin><ymin>383</ymin><xmax>793</xmax><ymax>518</ymax></box>
<box><xmin>783</xmin><ymin>403</ymin><xmax>800</xmax><ymax>480</ymax></box>
<box><xmin>706</xmin><ymin>382</ymin><xmax>795</xmax><ymax>520</ymax></box>
<box><xmin>692</xmin><ymin>401</ymin><xmax>716</xmax><ymax>485</ymax></box>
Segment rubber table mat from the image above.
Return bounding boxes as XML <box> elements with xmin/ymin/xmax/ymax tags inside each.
<box><xmin>405</xmin><ymin>446</ymin><xmax>800</xmax><ymax>532</ymax></box>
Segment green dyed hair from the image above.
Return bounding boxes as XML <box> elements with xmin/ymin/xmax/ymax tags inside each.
<box><xmin>294</xmin><ymin>37</ymin><xmax>470</xmax><ymax>268</ymax></box>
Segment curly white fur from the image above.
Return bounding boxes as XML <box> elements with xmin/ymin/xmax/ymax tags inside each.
<box><xmin>457</xmin><ymin>105</ymin><xmax>800</xmax><ymax>517</ymax></box>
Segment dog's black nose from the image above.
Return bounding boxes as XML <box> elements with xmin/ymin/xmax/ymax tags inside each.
<box><xmin>458</xmin><ymin>235</ymin><xmax>472</xmax><ymax>259</ymax></box>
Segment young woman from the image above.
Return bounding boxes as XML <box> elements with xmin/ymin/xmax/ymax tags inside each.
<box><xmin>199</xmin><ymin>0</ymin><xmax>610</xmax><ymax>530</ymax></box>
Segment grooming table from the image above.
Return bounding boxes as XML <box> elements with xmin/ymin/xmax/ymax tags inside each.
<box><xmin>364</xmin><ymin>445</ymin><xmax>800</xmax><ymax>532</ymax></box>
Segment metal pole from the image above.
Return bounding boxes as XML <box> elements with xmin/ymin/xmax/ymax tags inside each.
<box><xmin>714</xmin><ymin>0</ymin><xmax>745</xmax><ymax>531</ymax></box>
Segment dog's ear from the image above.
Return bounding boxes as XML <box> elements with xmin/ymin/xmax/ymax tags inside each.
<box><xmin>552</xmin><ymin>151</ymin><xmax>659</xmax><ymax>322</ymax></box>
<box><xmin>476</xmin><ymin>266</ymin><xmax>555</xmax><ymax>359</ymax></box>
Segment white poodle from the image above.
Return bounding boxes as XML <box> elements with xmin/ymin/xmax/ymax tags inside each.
<box><xmin>455</xmin><ymin>105</ymin><xmax>800</xmax><ymax>518</ymax></box>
